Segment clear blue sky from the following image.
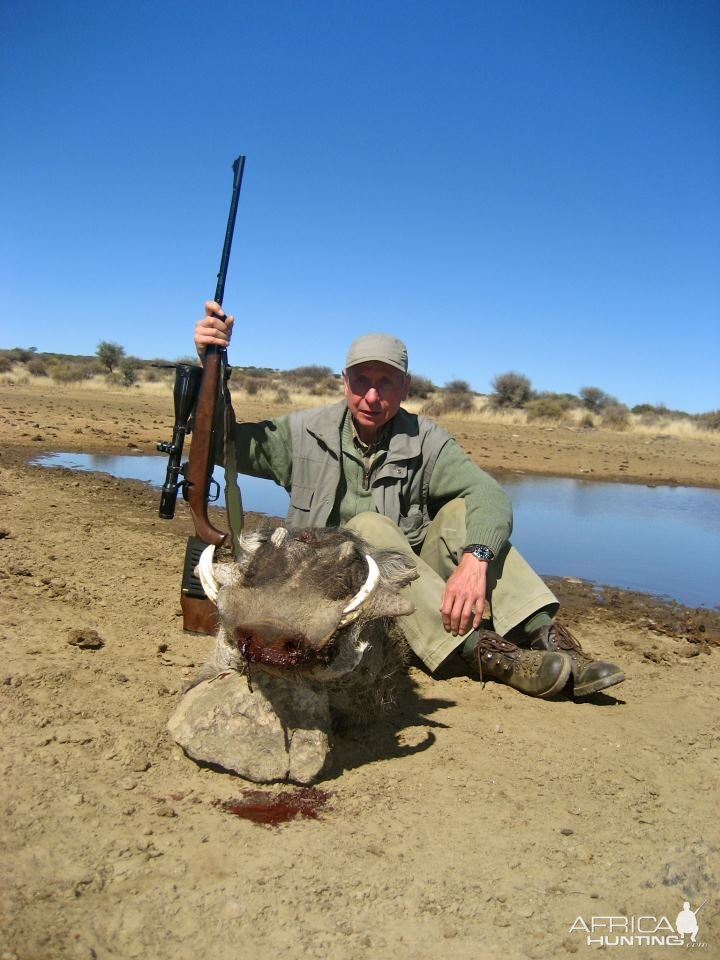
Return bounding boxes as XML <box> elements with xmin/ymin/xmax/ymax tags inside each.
<box><xmin>2</xmin><ymin>0</ymin><xmax>718</xmax><ymax>412</ymax></box>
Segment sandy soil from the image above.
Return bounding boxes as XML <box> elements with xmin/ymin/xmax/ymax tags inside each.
<box><xmin>1</xmin><ymin>380</ymin><xmax>719</xmax><ymax>960</ymax></box>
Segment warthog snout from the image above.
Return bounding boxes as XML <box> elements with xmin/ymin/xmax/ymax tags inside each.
<box><xmin>193</xmin><ymin>526</ymin><xmax>417</xmax><ymax>682</ymax></box>
<box><xmin>233</xmin><ymin>618</ymin><xmax>319</xmax><ymax>668</ymax></box>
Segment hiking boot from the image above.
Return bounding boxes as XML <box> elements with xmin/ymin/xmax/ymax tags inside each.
<box><xmin>530</xmin><ymin>621</ymin><xmax>625</xmax><ymax>698</ymax></box>
<box><xmin>461</xmin><ymin>630</ymin><xmax>572</xmax><ymax>699</ymax></box>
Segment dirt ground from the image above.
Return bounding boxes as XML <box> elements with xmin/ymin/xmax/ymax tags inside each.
<box><xmin>1</xmin><ymin>381</ymin><xmax>719</xmax><ymax>960</ymax></box>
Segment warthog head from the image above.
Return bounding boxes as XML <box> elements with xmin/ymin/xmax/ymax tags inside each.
<box><xmin>197</xmin><ymin>526</ymin><xmax>417</xmax><ymax>681</ymax></box>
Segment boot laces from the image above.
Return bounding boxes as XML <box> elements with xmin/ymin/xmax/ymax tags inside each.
<box><xmin>548</xmin><ymin>621</ymin><xmax>583</xmax><ymax>653</ymax></box>
<box><xmin>473</xmin><ymin>633</ymin><xmax>519</xmax><ymax>684</ymax></box>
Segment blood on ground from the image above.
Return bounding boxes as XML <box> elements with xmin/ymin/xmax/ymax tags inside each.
<box><xmin>213</xmin><ymin>787</ymin><xmax>332</xmax><ymax>826</ymax></box>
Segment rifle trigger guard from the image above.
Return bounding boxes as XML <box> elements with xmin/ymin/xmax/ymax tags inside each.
<box><xmin>208</xmin><ymin>477</ymin><xmax>221</xmax><ymax>504</ymax></box>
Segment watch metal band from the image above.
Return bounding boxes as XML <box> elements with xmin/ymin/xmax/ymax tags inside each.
<box><xmin>462</xmin><ymin>544</ymin><xmax>495</xmax><ymax>563</ymax></box>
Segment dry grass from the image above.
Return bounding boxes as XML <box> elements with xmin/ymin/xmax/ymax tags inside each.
<box><xmin>2</xmin><ymin>365</ymin><xmax>717</xmax><ymax>441</ymax></box>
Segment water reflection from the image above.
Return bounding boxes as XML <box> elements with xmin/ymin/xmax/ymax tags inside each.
<box><xmin>33</xmin><ymin>452</ymin><xmax>720</xmax><ymax>609</ymax></box>
<box><xmin>501</xmin><ymin>476</ymin><xmax>720</xmax><ymax>610</ymax></box>
<box><xmin>34</xmin><ymin>451</ymin><xmax>291</xmax><ymax>519</ymax></box>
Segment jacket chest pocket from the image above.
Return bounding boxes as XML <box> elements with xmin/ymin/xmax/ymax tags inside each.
<box><xmin>289</xmin><ymin>484</ymin><xmax>315</xmax><ymax>513</ymax></box>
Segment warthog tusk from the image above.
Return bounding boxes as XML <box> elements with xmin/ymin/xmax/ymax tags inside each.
<box><xmin>337</xmin><ymin>554</ymin><xmax>380</xmax><ymax>627</ymax></box>
<box><xmin>197</xmin><ymin>543</ymin><xmax>219</xmax><ymax>603</ymax></box>
<box><xmin>271</xmin><ymin>527</ymin><xmax>289</xmax><ymax>547</ymax></box>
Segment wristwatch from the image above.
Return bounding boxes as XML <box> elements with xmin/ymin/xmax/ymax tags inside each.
<box><xmin>462</xmin><ymin>544</ymin><xmax>495</xmax><ymax>563</ymax></box>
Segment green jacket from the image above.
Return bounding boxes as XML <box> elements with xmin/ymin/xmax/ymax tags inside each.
<box><xmin>233</xmin><ymin>401</ymin><xmax>512</xmax><ymax>555</ymax></box>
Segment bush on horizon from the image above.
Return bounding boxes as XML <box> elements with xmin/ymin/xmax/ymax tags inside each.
<box><xmin>407</xmin><ymin>373</ymin><xmax>436</xmax><ymax>399</ymax></box>
<box><xmin>695</xmin><ymin>410</ymin><xmax>720</xmax><ymax>431</ymax></box>
<box><xmin>601</xmin><ymin>403</ymin><xmax>630</xmax><ymax>430</ymax></box>
<box><xmin>525</xmin><ymin>392</ymin><xmax>577</xmax><ymax>422</ymax></box>
<box><xmin>421</xmin><ymin>379</ymin><xmax>475</xmax><ymax>416</ymax></box>
<box><xmin>491</xmin><ymin>371</ymin><xmax>534</xmax><ymax>409</ymax></box>
<box><xmin>580</xmin><ymin>385</ymin><xmax>618</xmax><ymax>413</ymax></box>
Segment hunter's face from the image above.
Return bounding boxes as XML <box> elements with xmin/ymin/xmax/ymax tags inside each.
<box><xmin>343</xmin><ymin>360</ymin><xmax>409</xmax><ymax>442</ymax></box>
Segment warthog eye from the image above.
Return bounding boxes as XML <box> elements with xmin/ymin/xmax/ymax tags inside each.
<box><xmin>294</xmin><ymin>530</ymin><xmax>323</xmax><ymax>545</ymax></box>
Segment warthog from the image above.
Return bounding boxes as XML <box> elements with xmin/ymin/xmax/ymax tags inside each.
<box><xmin>168</xmin><ymin>526</ymin><xmax>418</xmax><ymax>783</ymax></box>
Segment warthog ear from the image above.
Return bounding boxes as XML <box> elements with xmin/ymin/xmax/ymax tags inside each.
<box><xmin>195</xmin><ymin>544</ymin><xmax>235</xmax><ymax>603</ymax></box>
<box><xmin>371</xmin><ymin>590</ymin><xmax>415</xmax><ymax>619</ymax></box>
<box><xmin>373</xmin><ymin>550</ymin><xmax>419</xmax><ymax>590</ymax></box>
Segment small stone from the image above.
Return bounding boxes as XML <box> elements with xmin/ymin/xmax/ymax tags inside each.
<box><xmin>119</xmin><ymin>777</ymin><xmax>137</xmax><ymax>791</ymax></box>
<box><xmin>560</xmin><ymin>827</ymin><xmax>574</xmax><ymax>836</ymax></box>
<box><xmin>155</xmin><ymin>804</ymin><xmax>177</xmax><ymax>818</ymax></box>
<box><xmin>68</xmin><ymin>793</ymin><xmax>85</xmax><ymax>806</ymax></box>
<box><xmin>128</xmin><ymin>757</ymin><xmax>151</xmax><ymax>773</ymax></box>
<box><xmin>67</xmin><ymin>628</ymin><xmax>104</xmax><ymax>650</ymax></box>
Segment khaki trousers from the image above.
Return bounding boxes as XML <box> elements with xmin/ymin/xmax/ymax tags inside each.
<box><xmin>345</xmin><ymin>499</ymin><xmax>558</xmax><ymax>672</ymax></box>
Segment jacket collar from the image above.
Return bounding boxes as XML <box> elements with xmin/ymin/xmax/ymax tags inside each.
<box><xmin>304</xmin><ymin>402</ymin><xmax>422</xmax><ymax>460</ymax></box>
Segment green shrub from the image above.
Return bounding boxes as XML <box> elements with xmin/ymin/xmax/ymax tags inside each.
<box><xmin>421</xmin><ymin>390</ymin><xmax>474</xmax><ymax>416</ymax></box>
<box><xmin>4</xmin><ymin>347</ymin><xmax>35</xmax><ymax>364</ymax></box>
<box><xmin>695</xmin><ymin>410</ymin><xmax>720</xmax><ymax>431</ymax></box>
<box><xmin>287</xmin><ymin>364</ymin><xmax>334</xmax><ymax>382</ymax></box>
<box><xmin>601</xmin><ymin>403</ymin><xmax>630</xmax><ymax>430</ymax></box>
<box><xmin>491</xmin><ymin>371</ymin><xmax>534</xmax><ymax>409</ymax></box>
<box><xmin>407</xmin><ymin>373</ymin><xmax>436</xmax><ymax>399</ymax></box>
<box><xmin>51</xmin><ymin>363</ymin><xmax>84</xmax><ymax>384</ymax></box>
<box><xmin>632</xmin><ymin>402</ymin><xmax>688</xmax><ymax>421</ymax></box>
<box><xmin>526</xmin><ymin>395</ymin><xmax>573</xmax><ymax>422</ymax></box>
<box><xmin>580</xmin><ymin>386</ymin><xmax>618</xmax><ymax>413</ymax></box>
<box><xmin>80</xmin><ymin>361</ymin><xmax>104</xmax><ymax>379</ymax></box>
<box><xmin>310</xmin><ymin>377</ymin><xmax>341</xmax><ymax>396</ymax></box>
<box><xmin>0</xmin><ymin>356</ymin><xmax>12</xmax><ymax>373</ymax></box>
<box><xmin>274</xmin><ymin>386</ymin><xmax>291</xmax><ymax>404</ymax></box>
<box><xmin>445</xmin><ymin>378</ymin><xmax>471</xmax><ymax>394</ymax></box>
<box><xmin>120</xmin><ymin>357</ymin><xmax>139</xmax><ymax>387</ymax></box>
<box><xmin>27</xmin><ymin>357</ymin><xmax>49</xmax><ymax>377</ymax></box>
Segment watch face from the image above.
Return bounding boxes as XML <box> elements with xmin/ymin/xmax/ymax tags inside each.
<box><xmin>464</xmin><ymin>544</ymin><xmax>494</xmax><ymax>562</ymax></box>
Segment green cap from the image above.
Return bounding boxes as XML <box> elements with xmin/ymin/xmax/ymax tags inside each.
<box><xmin>345</xmin><ymin>333</ymin><xmax>408</xmax><ymax>374</ymax></box>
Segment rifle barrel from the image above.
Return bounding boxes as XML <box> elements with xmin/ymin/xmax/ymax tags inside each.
<box><xmin>214</xmin><ymin>155</ymin><xmax>245</xmax><ymax>307</ymax></box>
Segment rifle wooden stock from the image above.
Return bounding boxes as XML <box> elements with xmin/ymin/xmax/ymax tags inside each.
<box><xmin>184</xmin><ymin>344</ymin><xmax>227</xmax><ymax>548</ymax></box>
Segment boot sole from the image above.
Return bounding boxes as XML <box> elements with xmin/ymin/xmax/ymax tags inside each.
<box><xmin>535</xmin><ymin>655</ymin><xmax>573</xmax><ymax>699</ymax></box>
<box><xmin>573</xmin><ymin>670</ymin><xmax>626</xmax><ymax>698</ymax></box>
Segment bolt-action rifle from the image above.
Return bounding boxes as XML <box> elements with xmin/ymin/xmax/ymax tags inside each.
<box><xmin>157</xmin><ymin>155</ymin><xmax>245</xmax><ymax>633</ymax></box>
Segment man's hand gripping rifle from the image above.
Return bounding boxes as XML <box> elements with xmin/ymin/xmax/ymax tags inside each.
<box><xmin>157</xmin><ymin>155</ymin><xmax>245</xmax><ymax>634</ymax></box>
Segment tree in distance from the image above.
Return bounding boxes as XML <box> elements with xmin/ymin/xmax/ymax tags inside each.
<box><xmin>491</xmin><ymin>371</ymin><xmax>534</xmax><ymax>408</ymax></box>
<box><xmin>579</xmin><ymin>385</ymin><xmax>617</xmax><ymax>413</ymax></box>
<box><xmin>96</xmin><ymin>341</ymin><xmax>125</xmax><ymax>374</ymax></box>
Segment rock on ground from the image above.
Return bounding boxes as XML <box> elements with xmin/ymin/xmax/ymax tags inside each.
<box><xmin>167</xmin><ymin>671</ymin><xmax>331</xmax><ymax>784</ymax></box>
